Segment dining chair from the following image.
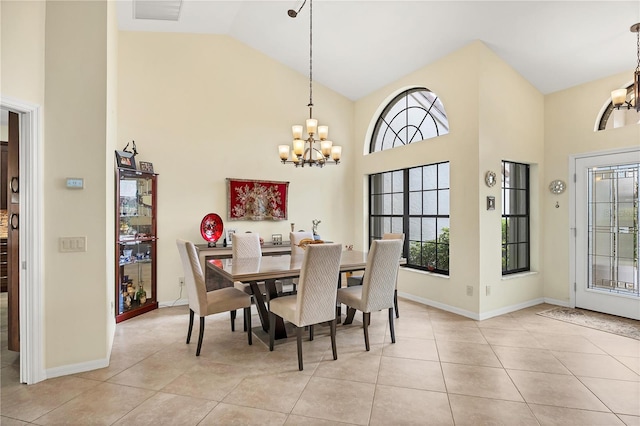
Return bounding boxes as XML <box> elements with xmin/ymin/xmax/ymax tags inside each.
<box><xmin>268</xmin><ymin>243</ymin><xmax>343</xmax><ymax>371</ymax></box>
<box><xmin>231</xmin><ymin>232</ymin><xmax>282</xmax><ymax>330</ymax></box>
<box><xmin>347</xmin><ymin>233</ymin><xmax>404</xmax><ymax>318</ymax></box>
<box><xmin>337</xmin><ymin>239</ymin><xmax>403</xmax><ymax>351</ymax></box>
<box><xmin>287</xmin><ymin>231</ymin><xmax>314</xmax><ymax>292</ymax></box>
<box><xmin>176</xmin><ymin>239</ymin><xmax>252</xmax><ymax>356</ymax></box>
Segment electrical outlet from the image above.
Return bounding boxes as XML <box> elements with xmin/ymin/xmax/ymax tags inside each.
<box><xmin>178</xmin><ymin>277</ymin><xmax>185</xmax><ymax>287</ymax></box>
<box><xmin>466</xmin><ymin>285</ymin><xmax>473</xmax><ymax>296</ymax></box>
<box><xmin>486</xmin><ymin>285</ymin><xmax>491</xmax><ymax>296</ymax></box>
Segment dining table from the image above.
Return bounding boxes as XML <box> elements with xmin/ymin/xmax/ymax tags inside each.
<box><xmin>206</xmin><ymin>250</ymin><xmax>379</xmax><ymax>340</ymax></box>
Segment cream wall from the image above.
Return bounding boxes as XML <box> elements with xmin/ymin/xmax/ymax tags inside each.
<box><xmin>354</xmin><ymin>42</ymin><xmax>545</xmax><ymax>318</ymax></box>
<box><xmin>543</xmin><ymin>71</ymin><xmax>640</xmax><ymax>304</ymax></box>
<box><xmin>117</xmin><ymin>32</ymin><xmax>354</xmax><ymax>304</ymax></box>
<box><xmin>0</xmin><ymin>0</ymin><xmax>46</xmax><ymax>104</ymax></box>
<box><xmin>43</xmin><ymin>1</ymin><xmax>111</xmax><ymax>368</ymax></box>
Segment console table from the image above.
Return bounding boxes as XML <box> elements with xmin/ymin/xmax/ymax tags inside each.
<box><xmin>195</xmin><ymin>242</ymin><xmax>292</xmax><ymax>291</ymax></box>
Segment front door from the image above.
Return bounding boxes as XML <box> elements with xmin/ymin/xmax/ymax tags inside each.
<box><xmin>574</xmin><ymin>150</ymin><xmax>640</xmax><ymax>320</ymax></box>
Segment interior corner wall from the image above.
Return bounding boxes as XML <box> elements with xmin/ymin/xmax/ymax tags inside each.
<box><xmin>543</xmin><ymin>71</ymin><xmax>640</xmax><ymax>304</ymax></box>
<box><xmin>476</xmin><ymin>43</ymin><xmax>545</xmax><ymax>316</ymax></box>
<box><xmin>354</xmin><ymin>42</ymin><xmax>485</xmax><ymax>316</ymax></box>
<box><xmin>44</xmin><ymin>1</ymin><xmax>110</xmax><ymax>370</ymax></box>
<box><xmin>117</xmin><ymin>31</ymin><xmax>354</xmax><ymax>305</ymax></box>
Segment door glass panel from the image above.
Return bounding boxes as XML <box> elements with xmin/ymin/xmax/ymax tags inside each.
<box><xmin>587</xmin><ymin>164</ymin><xmax>639</xmax><ymax>297</ymax></box>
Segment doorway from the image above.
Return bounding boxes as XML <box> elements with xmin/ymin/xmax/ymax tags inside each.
<box><xmin>572</xmin><ymin>148</ymin><xmax>640</xmax><ymax>320</ymax></box>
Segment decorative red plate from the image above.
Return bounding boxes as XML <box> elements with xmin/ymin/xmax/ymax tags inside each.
<box><xmin>200</xmin><ymin>213</ymin><xmax>223</xmax><ymax>243</ymax></box>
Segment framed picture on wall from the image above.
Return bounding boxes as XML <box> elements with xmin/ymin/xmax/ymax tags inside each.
<box><xmin>115</xmin><ymin>151</ymin><xmax>136</xmax><ymax>170</ymax></box>
<box><xmin>138</xmin><ymin>161</ymin><xmax>154</xmax><ymax>173</ymax></box>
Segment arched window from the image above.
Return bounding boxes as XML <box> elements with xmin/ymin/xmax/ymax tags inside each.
<box><xmin>370</xmin><ymin>87</ymin><xmax>449</xmax><ymax>153</ymax></box>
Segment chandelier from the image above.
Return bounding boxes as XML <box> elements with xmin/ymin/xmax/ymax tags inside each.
<box><xmin>611</xmin><ymin>23</ymin><xmax>640</xmax><ymax>112</ymax></box>
<box><xmin>278</xmin><ymin>0</ymin><xmax>341</xmax><ymax>168</ymax></box>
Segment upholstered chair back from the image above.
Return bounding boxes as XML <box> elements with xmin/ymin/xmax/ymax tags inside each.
<box><xmin>294</xmin><ymin>243</ymin><xmax>342</xmax><ymax>326</ymax></box>
<box><xmin>176</xmin><ymin>239</ymin><xmax>207</xmax><ymax>316</ymax></box>
<box><xmin>290</xmin><ymin>231</ymin><xmax>315</xmax><ymax>256</ymax></box>
<box><xmin>232</xmin><ymin>233</ymin><xmax>262</xmax><ymax>258</ymax></box>
<box><xmin>360</xmin><ymin>239</ymin><xmax>403</xmax><ymax>312</ymax></box>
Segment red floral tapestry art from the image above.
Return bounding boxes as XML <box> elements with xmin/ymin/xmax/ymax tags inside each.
<box><xmin>227</xmin><ymin>178</ymin><xmax>289</xmax><ymax>221</ymax></box>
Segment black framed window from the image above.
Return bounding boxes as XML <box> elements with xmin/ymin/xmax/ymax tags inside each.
<box><xmin>369</xmin><ymin>162</ymin><xmax>449</xmax><ymax>274</ymax></box>
<box><xmin>370</xmin><ymin>88</ymin><xmax>449</xmax><ymax>153</ymax></box>
<box><xmin>502</xmin><ymin>161</ymin><xmax>530</xmax><ymax>274</ymax></box>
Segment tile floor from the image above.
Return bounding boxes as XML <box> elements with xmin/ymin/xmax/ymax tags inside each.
<box><xmin>1</xmin><ymin>298</ymin><xmax>639</xmax><ymax>425</ymax></box>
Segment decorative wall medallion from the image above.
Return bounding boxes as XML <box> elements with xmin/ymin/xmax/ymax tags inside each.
<box><xmin>549</xmin><ymin>179</ymin><xmax>566</xmax><ymax>194</ymax></box>
<box><xmin>485</xmin><ymin>171</ymin><xmax>497</xmax><ymax>187</ymax></box>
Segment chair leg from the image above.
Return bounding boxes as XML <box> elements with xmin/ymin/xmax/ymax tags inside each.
<box><xmin>330</xmin><ymin>319</ymin><xmax>337</xmax><ymax>360</ymax></box>
<box><xmin>363</xmin><ymin>312</ymin><xmax>370</xmax><ymax>351</ymax></box>
<box><xmin>187</xmin><ymin>309</ymin><xmax>194</xmax><ymax>344</ymax></box>
<box><xmin>269</xmin><ymin>311</ymin><xmax>276</xmax><ymax>351</ymax></box>
<box><xmin>296</xmin><ymin>326</ymin><xmax>304</xmax><ymax>371</ymax></box>
<box><xmin>394</xmin><ymin>289</ymin><xmax>399</xmax><ymax>318</ymax></box>
<box><xmin>196</xmin><ymin>317</ymin><xmax>205</xmax><ymax>356</ymax></box>
<box><xmin>388</xmin><ymin>307</ymin><xmax>396</xmax><ymax>344</ymax></box>
<box><xmin>230</xmin><ymin>310</ymin><xmax>236</xmax><ymax>332</ymax></box>
<box><xmin>244</xmin><ymin>307</ymin><xmax>252</xmax><ymax>345</ymax></box>
<box><xmin>344</xmin><ymin>307</ymin><xmax>356</xmax><ymax>325</ymax></box>
<box><xmin>309</xmin><ymin>325</ymin><xmax>314</xmax><ymax>341</ymax></box>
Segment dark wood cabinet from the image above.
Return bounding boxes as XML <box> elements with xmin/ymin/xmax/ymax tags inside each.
<box><xmin>115</xmin><ymin>167</ymin><xmax>158</xmax><ymax>322</ymax></box>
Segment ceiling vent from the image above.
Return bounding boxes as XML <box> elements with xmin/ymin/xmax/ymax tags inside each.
<box><xmin>133</xmin><ymin>0</ymin><xmax>182</xmax><ymax>21</ymax></box>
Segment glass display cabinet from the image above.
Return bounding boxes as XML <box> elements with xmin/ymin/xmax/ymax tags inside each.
<box><xmin>115</xmin><ymin>167</ymin><xmax>158</xmax><ymax>322</ymax></box>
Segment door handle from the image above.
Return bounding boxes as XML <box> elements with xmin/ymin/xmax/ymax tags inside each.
<box><xmin>10</xmin><ymin>213</ymin><xmax>18</xmax><ymax>231</ymax></box>
<box><xmin>10</xmin><ymin>177</ymin><xmax>18</xmax><ymax>193</ymax></box>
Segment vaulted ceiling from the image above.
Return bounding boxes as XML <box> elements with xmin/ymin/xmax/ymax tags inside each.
<box><xmin>118</xmin><ymin>1</ymin><xmax>640</xmax><ymax>101</ymax></box>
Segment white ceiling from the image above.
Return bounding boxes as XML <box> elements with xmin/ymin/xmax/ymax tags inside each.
<box><xmin>119</xmin><ymin>1</ymin><xmax>640</xmax><ymax>101</ymax></box>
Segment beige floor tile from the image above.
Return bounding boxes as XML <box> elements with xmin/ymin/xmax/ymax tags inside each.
<box><xmin>112</xmin><ymin>392</ymin><xmax>218</xmax><ymax>425</ymax></box>
<box><xmin>107</xmin><ymin>354</ymin><xmax>191</xmax><ymax>391</ymax></box>
<box><xmin>528</xmin><ymin>404</ymin><xmax>626</xmax><ymax>426</ymax></box>
<box><xmin>618</xmin><ymin>414</ymin><xmax>640</xmax><ymax>426</ymax></box>
<box><xmin>480</xmin><ymin>327</ymin><xmax>544</xmax><ymax>349</ymax></box>
<box><xmin>552</xmin><ymin>351</ymin><xmax>640</xmax><ymax>381</ymax></box>
<box><xmin>475</xmin><ymin>314</ymin><xmax>526</xmax><ymax>331</ymax></box>
<box><xmin>432</xmin><ymin>324</ymin><xmax>488</xmax><ymax>344</ymax></box>
<box><xmin>381</xmin><ymin>336</ymin><xmax>439</xmax><ymax>361</ymax></box>
<box><xmin>507</xmin><ymin>369</ymin><xmax>609</xmax><ymax>411</ymax></box>
<box><xmin>34</xmin><ymin>382</ymin><xmax>155</xmax><ymax>425</ymax></box>
<box><xmin>0</xmin><ymin>376</ymin><xmax>102</xmax><ymax>422</ymax></box>
<box><xmin>199</xmin><ymin>402</ymin><xmax>288</xmax><ymax>425</ymax></box>
<box><xmin>448</xmin><ymin>394</ymin><xmax>539</xmax><ymax>425</ymax></box>
<box><xmin>492</xmin><ymin>346</ymin><xmax>571</xmax><ymax>375</ymax></box>
<box><xmin>587</xmin><ymin>334</ymin><xmax>640</xmax><ymax>358</ymax></box>
<box><xmin>314</xmin><ymin>346</ymin><xmax>381</xmax><ymax>383</ymax></box>
<box><xmin>436</xmin><ymin>340</ymin><xmax>501</xmax><ymax>367</ymax></box>
<box><xmin>387</xmin><ymin>316</ymin><xmax>434</xmax><ymax>340</ymax></box>
<box><xmin>223</xmin><ymin>371</ymin><xmax>310</xmax><ymax>414</ymax></box>
<box><xmin>579</xmin><ymin>376</ymin><xmax>640</xmax><ymax>416</ymax></box>
<box><xmin>161</xmin><ymin>360</ymin><xmax>251</xmax><ymax>401</ymax></box>
<box><xmin>292</xmin><ymin>376</ymin><xmax>375</xmax><ymax>425</ymax></box>
<box><xmin>0</xmin><ymin>416</ymin><xmax>30</xmax><ymax>426</ymax></box>
<box><xmin>531</xmin><ymin>332</ymin><xmax>607</xmax><ymax>354</ymax></box>
<box><xmin>377</xmin><ymin>356</ymin><xmax>446</xmax><ymax>392</ymax></box>
<box><xmin>285</xmin><ymin>414</ymin><xmax>359</xmax><ymax>425</ymax></box>
<box><xmin>369</xmin><ymin>384</ymin><xmax>453</xmax><ymax>425</ymax></box>
<box><xmin>616</xmin><ymin>356</ymin><xmax>640</xmax><ymax>375</ymax></box>
<box><xmin>441</xmin><ymin>363</ymin><xmax>523</xmax><ymax>401</ymax></box>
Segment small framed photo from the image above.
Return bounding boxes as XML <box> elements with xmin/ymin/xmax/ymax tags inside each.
<box><xmin>226</xmin><ymin>228</ymin><xmax>237</xmax><ymax>246</ymax></box>
<box><xmin>272</xmin><ymin>234</ymin><xmax>282</xmax><ymax>245</ymax></box>
<box><xmin>115</xmin><ymin>151</ymin><xmax>136</xmax><ymax>170</ymax></box>
<box><xmin>138</xmin><ymin>161</ymin><xmax>154</xmax><ymax>173</ymax></box>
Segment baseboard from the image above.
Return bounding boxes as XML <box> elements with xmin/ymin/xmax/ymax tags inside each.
<box><xmin>543</xmin><ymin>297</ymin><xmax>571</xmax><ymax>308</ymax></box>
<box><xmin>159</xmin><ymin>299</ymin><xmax>189</xmax><ymax>308</ymax></box>
<box><xmin>45</xmin><ymin>357</ymin><xmax>109</xmax><ymax>380</ymax></box>
<box><xmin>397</xmin><ymin>292</ymin><xmax>550</xmax><ymax>321</ymax></box>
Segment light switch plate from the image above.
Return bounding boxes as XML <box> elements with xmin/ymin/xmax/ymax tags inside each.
<box><xmin>59</xmin><ymin>236</ymin><xmax>87</xmax><ymax>252</ymax></box>
<box><xmin>66</xmin><ymin>178</ymin><xmax>84</xmax><ymax>189</ymax></box>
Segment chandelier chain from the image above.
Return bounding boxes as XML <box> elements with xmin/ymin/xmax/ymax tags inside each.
<box><xmin>308</xmin><ymin>0</ymin><xmax>313</xmax><ymax>116</ymax></box>
<box><xmin>636</xmin><ymin>28</ymin><xmax>639</xmax><ymax>73</ymax></box>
